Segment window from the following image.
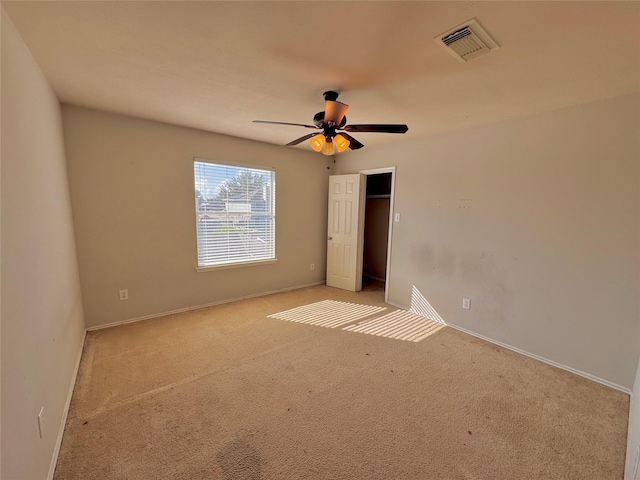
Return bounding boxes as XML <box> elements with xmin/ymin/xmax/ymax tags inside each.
<box><xmin>194</xmin><ymin>159</ymin><xmax>275</xmax><ymax>268</ymax></box>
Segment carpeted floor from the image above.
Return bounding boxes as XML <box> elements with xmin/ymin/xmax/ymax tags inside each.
<box><xmin>54</xmin><ymin>284</ymin><xmax>629</xmax><ymax>479</ymax></box>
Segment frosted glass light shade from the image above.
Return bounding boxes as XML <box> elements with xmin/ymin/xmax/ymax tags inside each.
<box><xmin>321</xmin><ymin>140</ymin><xmax>335</xmax><ymax>156</ymax></box>
<box><xmin>334</xmin><ymin>134</ymin><xmax>350</xmax><ymax>153</ymax></box>
<box><xmin>309</xmin><ymin>134</ymin><xmax>325</xmax><ymax>152</ymax></box>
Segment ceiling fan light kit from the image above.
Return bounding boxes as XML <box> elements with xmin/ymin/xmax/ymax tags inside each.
<box><xmin>309</xmin><ymin>132</ymin><xmax>350</xmax><ymax>155</ymax></box>
<box><xmin>253</xmin><ymin>91</ymin><xmax>408</xmax><ymax>155</ymax></box>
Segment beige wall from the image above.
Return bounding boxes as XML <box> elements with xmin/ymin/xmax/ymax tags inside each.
<box><xmin>1</xmin><ymin>10</ymin><xmax>86</xmax><ymax>479</ymax></box>
<box><xmin>62</xmin><ymin>106</ymin><xmax>330</xmax><ymax>328</ymax></box>
<box><xmin>336</xmin><ymin>93</ymin><xmax>639</xmax><ymax>390</ymax></box>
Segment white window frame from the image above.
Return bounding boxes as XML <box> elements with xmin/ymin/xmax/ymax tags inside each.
<box><xmin>193</xmin><ymin>158</ymin><xmax>276</xmax><ymax>271</ymax></box>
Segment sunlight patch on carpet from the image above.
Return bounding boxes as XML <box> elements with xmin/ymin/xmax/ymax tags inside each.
<box><xmin>268</xmin><ymin>300</ymin><xmax>386</xmax><ymax>328</ymax></box>
<box><xmin>342</xmin><ymin>310</ymin><xmax>445</xmax><ymax>342</ymax></box>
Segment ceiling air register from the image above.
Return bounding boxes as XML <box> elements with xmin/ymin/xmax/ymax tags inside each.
<box><xmin>435</xmin><ymin>18</ymin><xmax>499</xmax><ymax>62</ymax></box>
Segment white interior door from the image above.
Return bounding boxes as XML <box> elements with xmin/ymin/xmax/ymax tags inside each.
<box><xmin>326</xmin><ymin>174</ymin><xmax>365</xmax><ymax>291</ymax></box>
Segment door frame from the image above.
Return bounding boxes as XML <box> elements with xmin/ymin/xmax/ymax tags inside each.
<box><xmin>359</xmin><ymin>166</ymin><xmax>396</xmax><ymax>303</ymax></box>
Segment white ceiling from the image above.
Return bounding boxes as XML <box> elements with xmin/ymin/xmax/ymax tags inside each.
<box><xmin>4</xmin><ymin>1</ymin><xmax>639</xmax><ymax>150</ymax></box>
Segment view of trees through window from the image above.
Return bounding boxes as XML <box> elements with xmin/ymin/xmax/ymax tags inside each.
<box><xmin>194</xmin><ymin>161</ymin><xmax>275</xmax><ymax>267</ymax></box>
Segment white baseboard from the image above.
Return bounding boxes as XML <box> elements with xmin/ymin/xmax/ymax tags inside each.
<box><xmin>385</xmin><ymin>300</ymin><xmax>631</xmax><ymax>395</ymax></box>
<box><xmin>386</xmin><ymin>300</ymin><xmax>406</xmax><ymax>310</ymax></box>
<box><xmin>446</xmin><ymin>322</ymin><xmax>631</xmax><ymax>395</ymax></box>
<box><xmin>86</xmin><ymin>281</ymin><xmax>326</xmax><ymax>331</ymax></box>
<box><xmin>48</xmin><ymin>329</ymin><xmax>87</xmax><ymax>480</ymax></box>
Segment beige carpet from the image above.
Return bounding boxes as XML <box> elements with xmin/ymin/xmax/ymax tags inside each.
<box><xmin>54</xmin><ymin>284</ymin><xmax>629</xmax><ymax>479</ymax></box>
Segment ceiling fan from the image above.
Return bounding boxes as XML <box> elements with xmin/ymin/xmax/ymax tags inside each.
<box><xmin>253</xmin><ymin>91</ymin><xmax>408</xmax><ymax>156</ymax></box>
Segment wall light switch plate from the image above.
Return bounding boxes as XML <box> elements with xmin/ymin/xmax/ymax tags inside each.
<box><xmin>394</xmin><ymin>213</ymin><xmax>401</xmax><ymax>222</ymax></box>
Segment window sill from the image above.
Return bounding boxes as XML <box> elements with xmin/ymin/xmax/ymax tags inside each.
<box><xmin>195</xmin><ymin>258</ymin><xmax>277</xmax><ymax>273</ymax></box>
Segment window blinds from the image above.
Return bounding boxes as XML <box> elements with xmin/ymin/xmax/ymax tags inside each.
<box><xmin>194</xmin><ymin>160</ymin><xmax>275</xmax><ymax>267</ymax></box>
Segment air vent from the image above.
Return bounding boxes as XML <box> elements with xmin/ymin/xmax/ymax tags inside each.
<box><xmin>434</xmin><ymin>18</ymin><xmax>499</xmax><ymax>63</ymax></box>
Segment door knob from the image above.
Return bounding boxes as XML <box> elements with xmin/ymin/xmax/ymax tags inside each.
<box><xmin>328</xmin><ymin>236</ymin><xmax>333</xmax><ymax>240</ymax></box>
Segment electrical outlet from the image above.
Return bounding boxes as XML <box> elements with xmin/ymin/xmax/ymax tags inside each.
<box><xmin>310</xmin><ymin>264</ymin><xmax>315</xmax><ymax>271</ymax></box>
<box><xmin>37</xmin><ymin>407</ymin><xmax>44</xmax><ymax>439</ymax></box>
<box><xmin>119</xmin><ymin>289</ymin><xmax>129</xmax><ymax>301</ymax></box>
<box><xmin>462</xmin><ymin>298</ymin><xmax>471</xmax><ymax>310</ymax></box>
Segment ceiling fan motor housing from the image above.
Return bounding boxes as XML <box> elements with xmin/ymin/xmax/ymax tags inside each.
<box><xmin>313</xmin><ymin>112</ymin><xmax>347</xmax><ymax>136</ymax></box>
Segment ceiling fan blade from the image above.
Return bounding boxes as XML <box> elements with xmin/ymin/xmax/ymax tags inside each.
<box><xmin>285</xmin><ymin>132</ymin><xmax>321</xmax><ymax>146</ymax></box>
<box><xmin>253</xmin><ymin>120</ymin><xmax>318</xmax><ymax>129</ymax></box>
<box><xmin>343</xmin><ymin>124</ymin><xmax>409</xmax><ymax>134</ymax></box>
<box><xmin>324</xmin><ymin>100</ymin><xmax>349</xmax><ymax>125</ymax></box>
<box><xmin>338</xmin><ymin>132</ymin><xmax>364</xmax><ymax>150</ymax></box>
